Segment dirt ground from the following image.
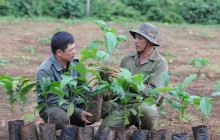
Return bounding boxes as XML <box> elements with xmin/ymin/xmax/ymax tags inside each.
<box><xmin>0</xmin><ymin>19</ymin><xmax>220</xmax><ymax>139</ymax></box>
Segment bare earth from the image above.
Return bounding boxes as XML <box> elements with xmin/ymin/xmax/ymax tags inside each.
<box><xmin>0</xmin><ymin>20</ymin><xmax>220</xmax><ymax>139</ymax></box>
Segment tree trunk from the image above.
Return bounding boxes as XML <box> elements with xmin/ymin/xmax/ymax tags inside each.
<box><xmin>86</xmin><ymin>0</ymin><xmax>91</xmax><ymax>16</ymax></box>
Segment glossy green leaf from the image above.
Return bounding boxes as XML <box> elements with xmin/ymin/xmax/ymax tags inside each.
<box><xmin>41</xmin><ymin>77</ymin><xmax>51</xmax><ymax>93</ymax></box>
<box><xmin>212</xmin><ymin>91</ymin><xmax>220</xmax><ymax>96</ymax></box>
<box><xmin>96</xmin><ymin>20</ymin><xmax>108</xmax><ymax>32</ymax></box>
<box><xmin>200</xmin><ymin>97</ymin><xmax>212</xmax><ymax>117</ymax></box>
<box><xmin>161</xmin><ymin>72</ymin><xmax>169</xmax><ymax>86</ymax></box>
<box><xmin>71</xmin><ymin>63</ymin><xmax>87</xmax><ymax>79</ymax></box>
<box><xmin>117</xmin><ymin>35</ymin><xmax>128</xmax><ymax>42</ymax></box>
<box><xmin>80</xmin><ymin>48</ymin><xmax>98</xmax><ymax>62</ymax></box>
<box><xmin>104</xmin><ymin>32</ymin><xmax>117</xmax><ymax>53</ymax></box>
<box><xmin>59</xmin><ymin>99</ymin><xmax>67</xmax><ymax>106</ymax></box>
<box><xmin>67</xmin><ymin>102</ymin><xmax>74</xmax><ymax>118</ymax></box>
<box><xmin>96</xmin><ymin>51</ymin><xmax>110</xmax><ymax>61</ymax></box>
<box><xmin>181</xmin><ymin>74</ymin><xmax>197</xmax><ymax>89</ymax></box>
<box><xmin>143</xmin><ymin>98</ymin><xmax>156</xmax><ymax>106</ymax></box>
<box><xmin>129</xmin><ymin>108</ymin><xmax>137</xmax><ymax>116</ymax></box>
<box><xmin>86</xmin><ymin>40</ymin><xmax>103</xmax><ymax>50</ymax></box>
<box><xmin>60</xmin><ymin>75</ymin><xmax>73</xmax><ymax>89</ymax></box>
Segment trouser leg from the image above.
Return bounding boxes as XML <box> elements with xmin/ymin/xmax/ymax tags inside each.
<box><xmin>99</xmin><ymin>105</ymin><xmax>130</xmax><ymax>129</ymax></box>
<box><xmin>135</xmin><ymin>103</ymin><xmax>158</xmax><ymax>130</ymax></box>
<box><xmin>99</xmin><ymin>103</ymin><xmax>158</xmax><ymax>130</ymax></box>
<box><xmin>40</xmin><ymin>107</ymin><xmax>69</xmax><ymax>130</ymax></box>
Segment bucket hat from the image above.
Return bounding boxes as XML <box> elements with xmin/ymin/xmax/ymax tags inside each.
<box><xmin>129</xmin><ymin>23</ymin><xmax>160</xmax><ymax>46</ymax></box>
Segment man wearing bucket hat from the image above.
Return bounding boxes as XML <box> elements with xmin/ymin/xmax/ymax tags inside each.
<box><xmin>98</xmin><ymin>23</ymin><xmax>168</xmax><ymax>133</ymax></box>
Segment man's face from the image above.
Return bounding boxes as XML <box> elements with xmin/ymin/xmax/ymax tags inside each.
<box><xmin>134</xmin><ymin>33</ymin><xmax>149</xmax><ymax>53</ymax></box>
<box><xmin>58</xmin><ymin>43</ymin><xmax>76</xmax><ymax>62</ymax></box>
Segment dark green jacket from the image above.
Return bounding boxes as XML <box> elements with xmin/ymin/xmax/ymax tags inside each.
<box><xmin>36</xmin><ymin>55</ymin><xmax>83</xmax><ymax>117</ymax></box>
<box><xmin>120</xmin><ymin>48</ymin><xmax>168</xmax><ymax>98</ymax></box>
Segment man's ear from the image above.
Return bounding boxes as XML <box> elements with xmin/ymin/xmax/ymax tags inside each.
<box><xmin>56</xmin><ymin>49</ymin><xmax>63</xmax><ymax>56</ymax></box>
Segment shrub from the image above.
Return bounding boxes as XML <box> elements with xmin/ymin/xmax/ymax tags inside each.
<box><xmin>90</xmin><ymin>0</ymin><xmax>141</xmax><ymax>21</ymax></box>
<box><xmin>53</xmin><ymin>0</ymin><xmax>86</xmax><ymax>19</ymax></box>
<box><xmin>181</xmin><ymin>1</ymin><xmax>220</xmax><ymax>24</ymax></box>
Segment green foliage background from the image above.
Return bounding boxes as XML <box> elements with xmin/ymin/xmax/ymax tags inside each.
<box><xmin>0</xmin><ymin>0</ymin><xmax>219</xmax><ymax>24</ymax></box>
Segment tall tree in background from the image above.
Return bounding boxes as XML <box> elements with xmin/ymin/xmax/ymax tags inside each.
<box><xmin>86</xmin><ymin>0</ymin><xmax>90</xmax><ymax>16</ymax></box>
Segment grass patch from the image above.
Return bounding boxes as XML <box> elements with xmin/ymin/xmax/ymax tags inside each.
<box><xmin>23</xmin><ymin>45</ymin><xmax>36</xmax><ymax>54</ymax></box>
<box><xmin>0</xmin><ymin>58</ymin><xmax>8</xmax><ymax>68</ymax></box>
<box><xmin>38</xmin><ymin>35</ymin><xmax>52</xmax><ymax>44</ymax></box>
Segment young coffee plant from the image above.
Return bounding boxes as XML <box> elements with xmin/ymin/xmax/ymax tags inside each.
<box><xmin>110</xmin><ymin>68</ymin><xmax>156</xmax><ymax>128</ymax></box>
<box><xmin>0</xmin><ymin>75</ymin><xmax>36</xmax><ymax>120</ymax></box>
<box><xmin>80</xmin><ymin>20</ymin><xmax>127</xmax><ymax>83</ymax></box>
<box><xmin>163</xmin><ymin>51</ymin><xmax>175</xmax><ymax>64</ymax></box>
<box><xmin>153</xmin><ymin>73</ymin><xmax>197</xmax><ymax>122</ymax></box>
<box><xmin>192</xmin><ymin>95</ymin><xmax>213</xmax><ymax>125</ymax></box>
<box><xmin>0</xmin><ymin>58</ymin><xmax>8</xmax><ymax>68</ymax></box>
<box><xmin>23</xmin><ymin>45</ymin><xmax>36</xmax><ymax>54</ymax></box>
<box><xmin>35</xmin><ymin>77</ymin><xmax>61</xmax><ymax>123</ymax></box>
<box><xmin>211</xmin><ymin>80</ymin><xmax>220</xmax><ymax>102</ymax></box>
<box><xmin>189</xmin><ymin>57</ymin><xmax>209</xmax><ymax>77</ymax></box>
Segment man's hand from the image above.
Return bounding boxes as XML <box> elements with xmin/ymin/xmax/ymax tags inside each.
<box><xmin>80</xmin><ymin>111</ymin><xmax>92</xmax><ymax>124</ymax></box>
<box><xmin>107</xmin><ymin>68</ymin><xmax>120</xmax><ymax>78</ymax></box>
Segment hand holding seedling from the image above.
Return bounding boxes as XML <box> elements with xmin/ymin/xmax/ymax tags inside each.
<box><xmin>80</xmin><ymin>111</ymin><xmax>92</xmax><ymax>124</ymax></box>
<box><xmin>107</xmin><ymin>68</ymin><xmax>120</xmax><ymax>78</ymax></box>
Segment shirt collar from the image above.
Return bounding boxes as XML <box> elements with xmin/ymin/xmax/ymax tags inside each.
<box><xmin>50</xmin><ymin>55</ymin><xmax>80</xmax><ymax>72</ymax></box>
<box><xmin>50</xmin><ymin>54</ymin><xmax>63</xmax><ymax>72</ymax></box>
<box><xmin>148</xmin><ymin>48</ymin><xmax>159</xmax><ymax>61</ymax></box>
<box><xmin>132</xmin><ymin>48</ymin><xmax>159</xmax><ymax>62</ymax></box>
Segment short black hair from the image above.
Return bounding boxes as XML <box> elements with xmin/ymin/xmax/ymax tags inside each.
<box><xmin>51</xmin><ymin>31</ymin><xmax>75</xmax><ymax>54</ymax></box>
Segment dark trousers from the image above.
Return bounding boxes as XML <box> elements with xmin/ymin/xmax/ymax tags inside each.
<box><xmin>39</xmin><ymin>101</ymin><xmax>111</xmax><ymax>130</ymax></box>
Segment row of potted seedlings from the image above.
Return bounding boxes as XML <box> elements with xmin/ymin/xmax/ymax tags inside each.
<box><xmin>0</xmin><ymin>71</ymin><xmax>215</xmax><ymax>140</ymax></box>
<box><xmin>0</xmin><ymin>20</ymin><xmax>217</xmax><ymax>140</ymax></box>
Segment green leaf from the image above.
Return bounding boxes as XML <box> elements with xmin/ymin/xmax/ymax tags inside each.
<box><xmin>59</xmin><ymin>99</ymin><xmax>67</xmax><ymax>106</ymax></box>
<box><xmin>192</xmin><ymin>95</ymin><xmax>201</xmax><ymax>110</ymax></box>
<box><xmin>35</xmin><ymin>103</ymin><xmax>46</xmax><ymax>115</ymax></box>
<box><xmin>80</xmin><ymin>48</ymin><xmax>98</xmax><ymax>62</ymax></box>
<box><xmin>96</xmin><ymin>51</ymin><xmax>110</xmax><ymax>61</ymax></box>
<box><xmin>129</xmin><ymin>108</ymin><xmax>137</xmax><ymax>116</ymax></box>
<box><xmin>117</xmin><ymin>35</ymin><xmax>128</xmax><ymax>42</ymax></box>
<box><xmin>154</xmin><ymin>86</ymin><xmax>174</xmax><ymax>92</ymax></box>
<box><xmin>181</xmin><ymin>74</ymin><xmax>197</xmax><ymax>89</ymax></box>
<box><xmin>86</xmin><ymin>40</ymin><xmax>103</xmax><ymax>50</ymax></box>
<box><xmin>104</xmin><ymin>32</ymin><xmax>117</xmax><ymax>53</ymax></box>
<box><xmin>41</xmin><ymin>77</ymin><xmax>51</xmax><ymax>93</ymax></box>
<box><xmin>51</xmin><ymin>87</ymin><xmax>65</xmax><ymax>98</ymax></box>
<box><xmin>200</xmin><ymin>97</ymin><xmax>212</xmax><ymax>117</ymax></box>
<box><xmin>167</xmin><ymin>99</ymin><xmax>181</xmax><ymax>110</ymax></box>
<box><xmin>143</xmin><ymin>98</ymin><xmax>156</xmax><ymax>106</ymax></box>
<box><xmin>60</xmin><ymin>75</ymin><xmax>73</xmax><ymax>89</ymax></box>
<box><xmin>71</xmin><ymin>63</ymin><xmax>87</xmax><ymax>79</ymax></box>
<box><xmin>17</xmin><ymin>83</ymin><xmax>36</xmax><ymax>100</ymax></box>
<box><xmin>96</xmin><ymin>20</ymin><xmax>108</xmax><ymax>32</ymax></box>
<box><xmin>111</xmin><ymin>79</ymin><xmax>125</xmax><ymax>100</ymax></box>
<box><xmin>132</xmin><ymin>73</ymin><xmax>144</xmax><ymax>85</ymax></box>
<box><xmin>161</xmin><ymin>72</ymin><xmax>169</xmax><ymax>86</ymax></box>
<box><xmin>118</xmin><ymin>68</ymin><xmax>132</xmax><ymax>81</ymax></box>
<box><xmin>67</xmin><ymin>102</ymin><xmax>74</xmax><ymax>118</ymax></box>
<box><xmin>212</xmin><ymin>92</ymin><xmax>220</xmax><ymax>96</ymax></box>
<box><xmin>24</xmin><ymin>113</ymin><xmax>35</xmax><ymax>123</ymax></box>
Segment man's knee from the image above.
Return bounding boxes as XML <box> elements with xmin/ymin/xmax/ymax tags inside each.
<box><xmin>139</xmin><ymin>104</ymin><xmax>158</xmax><ymax>130</ymax></box>
<box><xmin>44</xmin><ymin>107</ymin><xmax>69</xmax><ymax>129</ymax></box>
